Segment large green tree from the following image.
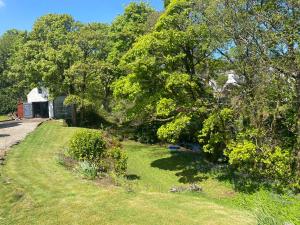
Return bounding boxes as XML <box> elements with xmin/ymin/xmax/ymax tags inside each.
<box><xmin>108</xmin><ymin>2</ymin><xmax>155</xmax><ymax>65</ymax></box>
<box><xmin>0</xmin><ymin>30</ymin><xmax>27</xmax><ymax>113</ymax></box>
<box><xmin>113</xmin><ymin>0</ymin><xmax>219</xmax><ymax>142</ymax></box>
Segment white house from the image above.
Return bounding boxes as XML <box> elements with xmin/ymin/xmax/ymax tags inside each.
<box><xmin>209</xmin><ymin>70</ymin><xmax>239</xmax><ymax>94</ymax></box>
<box><xmin>23</xmin><ymin>87</ymin><xmax>72</xmax><ymax>120</ymax></box>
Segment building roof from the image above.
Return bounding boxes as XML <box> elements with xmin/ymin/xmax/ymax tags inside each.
<box><xmin>27</xmin><ymin>87</ymin><xmax>49</xmax><ymax>103</ymax></box>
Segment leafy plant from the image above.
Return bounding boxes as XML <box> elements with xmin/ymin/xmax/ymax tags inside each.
<box><xmin>157</xmin><ymin>115</ymin><xmax>191</xmax><ymax>143</ymax></box>
<box><xmin>68</xmin><ymin>129</ymin><xmax>127</xmax><ymax>176</ymax></box>
<box><xmin>198</xmin><ymin>108</ymin><xmax>235</xmax><ymax>161</ymax></box>
<box><xmin>76</xmin><ymin>161</ymin><xmax>98</xmax><ymax>180</ymax></box>
<box><xmin>68</xmin><ymin>129</ymin><xmax>106</xmax><ymax>163</ymax></box>
<box><xmin>225</xmin><ymin>136</ymin><xmax>294</xmax><ymax>189</ymax></box>
<box><xmin>106</xmin><ymin>147</ymin><xmax>128</xmax><ymax>175</ymax></box>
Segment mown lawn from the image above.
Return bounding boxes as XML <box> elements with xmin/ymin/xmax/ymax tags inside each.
<box><xmin>0</xmin><ymin>115</ymin><xmax>9</xmax><ymax>122</ymax></box>
<box><xmin>0</xmin><ymin>121</ymin><xmax>297</xmax><ymax>225</ymax></box>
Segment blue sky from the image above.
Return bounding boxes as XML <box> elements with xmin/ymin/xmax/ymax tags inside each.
<box><xmin>0</xmin><ymin>0</ymin><xmax>163</xmax><ymax>35</ymax></box>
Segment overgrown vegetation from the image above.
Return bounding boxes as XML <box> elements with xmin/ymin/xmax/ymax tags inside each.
<box><xmin>0</xmin><ymin>0</ymin><xmax>300</xmax><ymax>193</ymax></box>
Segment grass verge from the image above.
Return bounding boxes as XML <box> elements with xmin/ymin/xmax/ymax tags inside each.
<box><xmin>0</xmin><ymin>115</ymin><xmax>9</xmax><ymax>122</ymax></box>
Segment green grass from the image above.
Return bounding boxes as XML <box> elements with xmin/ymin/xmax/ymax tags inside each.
<box><xmin>125</xmin><ymin>142</ymin><xmax>300</xmax><ymax>224</ymax></box>
<box><xmin>0</xmin><ymin>115</ymin><xmax>9</xmax><ymax>121</ymax></box>
<box><xmin>0</xmin><ymin>121</ymin><xmax>297</xmax><ymax>225</ymax></box>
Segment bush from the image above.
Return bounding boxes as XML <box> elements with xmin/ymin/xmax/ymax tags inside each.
<box><xmin>106</xmin><ymin>147</ymin><xmax>128</xmax><ymax>175</ymax></box>
<box><xmin>68</xmin><ymin>129</ymin><xmax>127</xmax><ymax>176</ymax></box>
<box><xmin>225</xmin><ymin>139</ymin><xmax>293</xmax><ymax>189</ymax></box>
<box><xmin>0</xmin><ymin>93</ymin><xmax>17</xmax><ymax>114</ymax></box>
<box><xmin>68</xmin><ymin>129</ymin><xmax>107</xmax><ymax>163</ymax></box>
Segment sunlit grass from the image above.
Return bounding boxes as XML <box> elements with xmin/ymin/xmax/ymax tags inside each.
<box><xmin>0</xmin><ymin>115</ymin><xmax>9</xmax><ymax>121</ymax></box>
<box><xmin>0</xmin><ymin>121</ymin><xmax>257</xmax><ymax>225</ymax></box>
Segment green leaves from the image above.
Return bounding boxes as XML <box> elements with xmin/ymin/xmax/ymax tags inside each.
<box><xmin>156</xmin><ymin>98</ymin><xmax>176</xmax><ymax>117</ymax></box>
<box><xmin>109</xmin><ymin>2</ymin><xmax>154</xmax><ymax>64</ymax></box>
<box><xmin>157</xmin><ymin>114</ymin><xmax>191</xmax><ymax>143</ymax></box>
<box><xmin>226</xmin><ymin>139</ymin><xmax>293</xmax><ymax>186</ymax></box>
<box><xmin>112</xmin><ymin>74</ymin><xmax>141</xmax><ymax>101</ymax></box>
<box><xmin>198</xmin><ymin>108</ymin><xmax>234</xmax><ymax>158</ymax></box>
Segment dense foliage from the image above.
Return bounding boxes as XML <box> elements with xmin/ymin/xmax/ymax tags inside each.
<box><xmin>1</xmin><ymin>0</ymin><xmax>299</xmax><ymax>191</ymax></box>
<box><xmin>68</xmin><ymin>129</ymin><xmax>127</xmax><ymax>175</ymax></box>
<box><xmin>68</xmin><ymin>129</ymin><xmax>107</xmax><ymax>162</ymax></box>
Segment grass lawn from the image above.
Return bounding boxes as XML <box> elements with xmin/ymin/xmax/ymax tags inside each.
<box><xmin>0</xmin><ymin>121</ymin><xmax>298</xmax><ymax>225</ymax></box>
<box><xmin>0</xmin><ymin>115</ymin><xmax>9</xmax><ymax>122</ymax></box>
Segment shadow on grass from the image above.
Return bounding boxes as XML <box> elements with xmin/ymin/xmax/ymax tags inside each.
<box><xmin>126</xmin><ymin>174</ymin><xmax>141</xmax><ymax>180</ymax></box>
<box><xmin>151</xmin><ymin>151</ymin><xmax>264</xmax><ymax>193</ymax></box>
<box><xmin>151</xmin><ymin>151</ymin><xmax>211</xmax><ymax>184</ymax></box>
<box><xmin>216</xmin><ymin>171</ymin><xmax>261</xmax><ymax>193</ymax></box>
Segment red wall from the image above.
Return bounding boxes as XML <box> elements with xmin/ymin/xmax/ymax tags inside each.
<box><xmin>17</xmin><ymin>102</ymin><xmax>24</xmax><ymax>119</ymax></box>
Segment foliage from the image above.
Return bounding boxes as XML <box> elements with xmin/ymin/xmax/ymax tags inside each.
<box><xmin>76</xmin><ymin>161</ymin><xmax>98</xmax><ymax>180</ymax></box>
<box><xmin>68</xmin><ymin>129</ymin><xmax>107</xmax><ymax>163</ymax></box>
<box><xmin>156</xmin><ymin>98</ymin><xmax>176</xmax><ymax>117</ymax></box>
<box><xmin>108</xmin><ymin>2</ymin><xmax>154</xmax><ymax>64</ymax></box>
<box><xmin>0</xmin><ymin>121</ymin><xmax>263</xmax><ymax>225</ymax></box>
<box><xmin>157</xmin><ymin>115</ymin><xmax>191</xmax><ymax>143</ymax></box>
<box><xmin>105</xmin><ymin>147</ymin><xmax>128</xmax><ymax>175</ymax></box>
<box><xmin>198</xmin><ymin>108</ymin><xmax>235</xmax><ymax>160</ymax></box>
<box><xmin>1</xmin><ymin>0</ymin><xmax>300</xmax><ymax>192</ymax></box>
<box><xmin>68</xmin><ymin>129</ymin><xmax>127</xmax><ymax>175</ymax></box>
<box><xmin>0</xmin><ymin>93</ymin><xmax>17</xmax><ymax>114</ymax></box>
<box><xmin>226</xmin><ymin>137</ymin><xmax>294</xmax><ymax>190</ymax></box>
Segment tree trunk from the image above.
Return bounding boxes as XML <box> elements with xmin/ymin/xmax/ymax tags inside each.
<box><xmin>72</xmin><ymin>104</ymin><xmax>77</xmax><ymax>126</ymax></box>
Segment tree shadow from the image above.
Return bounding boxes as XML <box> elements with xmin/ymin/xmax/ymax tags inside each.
<box><xmin>0</xmin><ymin>121</ymin><xmax>21</xmax><ymax>129</ymax></box>
<box><xmin>126</xmin><ymin>174</ymin><xmax>141</xmax><ymax>180</ymax></box>
<box><xmin>216</xmin><ymin>171</ymin><xmax>272</xmax><ymax>194</ymax></box>
<box><xmin>151</xmin><ymin>151</ymin><xmax>211</xmax><ymax>184</ymax></box>
<box><xmin>151</xmin><ymin>150</ymin><xmax>265</xmax><ymax>193</ymax></box>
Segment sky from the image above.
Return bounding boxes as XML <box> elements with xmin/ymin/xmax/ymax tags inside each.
<box><xmin>0</xmin><ymin>0</ymin><xmax>163</xmax><ymax>35</ymax></box>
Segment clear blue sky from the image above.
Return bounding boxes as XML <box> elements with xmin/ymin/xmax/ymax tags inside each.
<box><xmin>0</xmin><ymin>0</ymin><xmax>163</xmax><ymax>35</ymax></box>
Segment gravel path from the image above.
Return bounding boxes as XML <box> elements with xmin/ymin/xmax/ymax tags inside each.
<box><xmin>0</xmin><ymin>119</ymin><xmax>46</xmax><ymax>162</ymax></box>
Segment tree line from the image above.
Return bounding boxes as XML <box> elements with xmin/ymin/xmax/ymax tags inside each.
<box><xmin>0</xmin><ymin>0</ymin><xmax>299</xmax><ymax>192</ymax></box>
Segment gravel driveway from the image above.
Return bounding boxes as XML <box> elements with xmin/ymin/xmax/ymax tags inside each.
<box><xmin>0</xmin><ymin>119</ymin><xmax>46</xmax><ymax>161</ymax></box>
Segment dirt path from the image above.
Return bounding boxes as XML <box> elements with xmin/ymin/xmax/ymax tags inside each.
<box><xmin>0</xmin><ymin>119</ymin><xmax>46</xmax><ymax>162</ymax></box>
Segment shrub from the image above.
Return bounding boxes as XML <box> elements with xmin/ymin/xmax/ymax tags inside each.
<box><xmin>68</xmin><ymin>129</ymin><xmax>107</xmax><ymax>163</ymax></box>
<box><xmin>68</xmin><ymin>129</ymin><xmax>128</xmax><ymax>176</ymax></box>
<box><xmin>225</xmin><ymin>139</ymin><xmax>293</xmax><ymax>188</ymax></box>
<box><xmin>106</xmin><ymin>147</ymin><xmax>128</xmax><ymax>175</ymax></box>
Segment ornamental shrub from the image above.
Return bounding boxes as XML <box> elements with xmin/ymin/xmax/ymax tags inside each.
<box><xmin>106</xmin><ymin>147</ymin><xmax>128</xmax><ymax>175</ymax></box>
<box><xmin>68</xmin><ymin>129</ymin><xmax>107</xmax><ymax>163</ymax></box>
<box><xmin>68</xmin><ymin>129</ymin><xmax>128</xmax><ymax>175</ymax></box>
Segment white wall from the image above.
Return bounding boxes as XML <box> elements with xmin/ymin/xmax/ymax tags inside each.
<box><xmin>48</xmin><ymin>100</ymin><xmax>54</xmax><ymax>118</ymax></box>
<box><xmin>27</xmin><ymin>87</ymin><xmax>49</xmax><ymax>103</ymax></box>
